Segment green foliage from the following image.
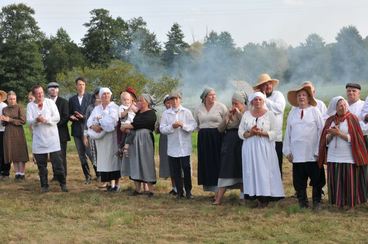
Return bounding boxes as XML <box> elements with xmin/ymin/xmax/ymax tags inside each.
<box><xmin>56</xmin><ymin>59</ymin><xmax>150</xmax><ymax>98</ymax></box>
<box><xmin>42</xmin><ymin>28</ymin><xmax>85</xmax><ymax>82</ymax></box>
<box><xmin>0</xmin><ymin>3</ymin><xmax>45</xmax><ymax>100</ymax></box>
<box><xmin>162</xmin><ymin>23</ymin><xmax>189</xmax><ymax>66</ymax></box>
<box><xmin>145</xmin><ymin>75</ymin><xmax>180</xmax><ymax>104</ymax></box>
<box><xmin>82</xmin><ymin>9</ymin><xmax>129</xmax><ymax>67</ymax></box>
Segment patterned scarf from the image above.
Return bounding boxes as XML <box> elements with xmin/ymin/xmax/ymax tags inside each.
<box><xmin>318</xmin><ymin>111</ymin><xmax>368</xmax><ymax>167</ymax></box>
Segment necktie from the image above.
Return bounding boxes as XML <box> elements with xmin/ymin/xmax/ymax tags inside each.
<box><xmin>300</xmin><ymin>109</ymin><xmax>304</xmax><ymax>119</ymax></box>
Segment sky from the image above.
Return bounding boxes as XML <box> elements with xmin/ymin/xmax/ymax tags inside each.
<box><xmin>1</xmin><ymin>0</ymin><xmax>367</xmax><ymax>47</ymax></box>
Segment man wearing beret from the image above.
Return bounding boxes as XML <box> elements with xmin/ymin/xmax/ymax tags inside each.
<box><xmin>345</xmin><ymin>83</ymin><xmax>364</xmax><ymax>118</ymax></box>
<box><xmin>48</xmin><ymin>82</ymin><xmax>70</xmax><ymax>179</ymax></box>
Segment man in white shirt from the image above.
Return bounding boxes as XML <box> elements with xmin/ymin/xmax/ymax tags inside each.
<box><xmin>253</xmin><ymin>73</ymin><xmax>286</xmax><ymax>177</ymax></box>
<box><xmin>283</xmin><ymin>84</ymin><xmax>324</xmax><ymax>209</ymax></box>
<box><xmin>0</xmin><ymin>90</ymin><xmax>9</xmax><ymax>180</ymax></box>
<box><xmin>160</xmin><ymin>92</ymin><xmax>197</xmax><ymax>199</ymax></box>
<box><xmin>345</xmin><ymin>83</ymin><xmax>364</xmax><ymax>119</ymax></box>
<box><xmin>27</xmin><ymin>85</ymin><xmax>68</xmax><ymax>193</ymax></box>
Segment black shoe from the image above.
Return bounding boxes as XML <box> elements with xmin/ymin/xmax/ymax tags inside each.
<box><xmin>130</xmin><ymin>190</ymin><xmax>142</xmax><ymax>196</ymax></box>
<box><xmin>169</xmin><ymin>189</ymin><xmax>177</xmax><ymax>196</ymax></box>
<box><xmin>147</xmin><ymin>192</ymin><xmax>154</xmax><ymax>198</ymax></box>
<box><xmin>84</xmin><ymin>177</ymin><xmax>92</xmax><ymax>185</ymax></box>
<box><xmin>41</xmin><ymin>187</ymin><xmax>49</xmax><ymax>193</ymax></box>
<box><xmin>60</xmin><ymin>184</ymin><xmax>69</xmax><ymax>192</ymax></box>
<box><xmin>176</xmin><ymin>194</ymin><xmax>184</xmax><ymax>200</ymax></box>
<box><xmin>19</xmin><ymin>175</ymin><xmax>25</xmax><ymax>180</ymax></box>
<box><xmin>15</xmin><ymin>175</ymin><xmax>20</xmax><ymax>180</ymax></box>
<box><xmin>186</xmin><ymin>193</ymin><xmax>193</xmax><ymax>199</ymax></box>
<box><xmin>51</xmin><ymin>177</ymin><xmax>57</xmax><ymax>182</ymax></box>
<box><xmin>109</xmin><ymin>186</ymin><xmax>120</xmax><ymax>193</ymax></box>
<box><xmin>299</xmin><ymin>201</ymin><xmax>309</xmax><ymax>208</ymax></box>
<box><xmin>313</xmin><ymin>202</ymin><xmax>321</xmax><ymax>211</ymax></box>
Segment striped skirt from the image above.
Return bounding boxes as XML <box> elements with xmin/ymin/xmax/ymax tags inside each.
<box><xmin>327</xmin><ymin>162</ymin><xmax>368</xmax><ymax>208</ymax></box>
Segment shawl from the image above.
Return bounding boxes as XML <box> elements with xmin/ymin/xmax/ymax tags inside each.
<box><xmin>318</xmin><ymin>111</ymin><xmax>368</xmax><ymax>167</ymax></box>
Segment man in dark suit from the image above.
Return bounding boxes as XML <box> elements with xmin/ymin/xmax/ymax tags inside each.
<box><xmin>47</xmin><ymin>82</ymin><xmax>70</xmax><ymax>179</ymax></box>
<box><xmin>68</xmin><ymin>77</ymin><xmax>97</xmax><ymax>184</ymax></box>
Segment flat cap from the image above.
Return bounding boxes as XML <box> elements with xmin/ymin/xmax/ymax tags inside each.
<box><xmin>345</xmin><ymin>83</ymin><xmax>361</xmax><ymax>90</ymax></box>
<box><xmin>47</xmin><ymin>82</ymin><xmax>60</xmax><ymax>89</ymax></box>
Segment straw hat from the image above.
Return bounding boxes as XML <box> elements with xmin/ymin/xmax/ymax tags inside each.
<box><xmin>287</xmin><ymin>84</ymin><xmax>317</xmax><ymax>107</ymax></box>
<box><xmin>0</xmin><ymin>90</ymin><xmax>7</xmax><ymax>102</ymax></box>
<box><xmin>253</xmin><ymin>73</ymin><xmax>279</xmax><ymax>90</ymax></box>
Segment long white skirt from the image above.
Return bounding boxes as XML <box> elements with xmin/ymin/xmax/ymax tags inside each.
<box><xmin>242</xmin><ymin>136</ymin><xmax>284</xmax><ymax>197</ymax></box>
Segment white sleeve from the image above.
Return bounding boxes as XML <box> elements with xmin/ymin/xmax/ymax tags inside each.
<box><xmin>282</xmin><ymin>113</ymin><xmax>292</xmax><ymax>156</ymax></box>
<box><xmin>360</xmin><ymin>97</ymin><xmax>368</xmax><ymax>121</ymax></box>
<box><xmin>159</xmin><ymin>111</ymin><xmax>174</xmax><ymax>135</ymax></box>
<box><xmin>46</xmin><ymin>101</ymin><xmax>60</xmax><ymax>125</ymax></box>
<box><xmin>182</xmin><ymin>110</ymin><xmax>197</xmax><ymax>133</ymax></box>
<box><xmin>26</xmin><ymin>103</ymin><xmax>37</xmax><ymax>126</ymax></box>
<box><xmin>267</xmin><ymin>111</ymin><xmax>279</xmax><ymax>141</ymax></box>
<box><xmin>238</xmin><ymin>113</ymin><xmax>247</xmax><ymax>140</ymax></box>
<box><xmin>265</xmin><ymin>91</ymin><xmax>286</xmax><ymax>115</ymax></box>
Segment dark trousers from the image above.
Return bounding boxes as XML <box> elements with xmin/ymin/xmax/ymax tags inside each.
<box><xmin>74</xmin><ymin>136</ymin><xmax>98</xmax><ymax>179</ymax></box>
<box><xmin>293</xmin><ymin>162</ymin><xmax>321</xmax><ymax>204</ymax></box>
<box><xmin>169</xmin><ymin>156</ymin><xmax>192</xmax><ymax>196</ymax></box>
<box><xmin>53</xmin><ymin>141</ymin><xmax>68</xmax><ymax>177</ymax></box>
<box><xmin>0</xmin><ymin>132</ymin><xmax>10</xmax><ymax>176</ymax></box>
<box><xmin>275</xmin><ymin>141</ymin><xmax>283</xmax><ymax>178</ymax></box>
<box><xmin>34</xmin><ymin>151</ymin><xmax>66</xmax><ymax>188</ymax></box>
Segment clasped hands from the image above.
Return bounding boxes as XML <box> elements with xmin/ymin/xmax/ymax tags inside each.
<box><xmin>172</xmin><ymin>121</ymin><xmax>183</xmax><ymax>129</ymax></box>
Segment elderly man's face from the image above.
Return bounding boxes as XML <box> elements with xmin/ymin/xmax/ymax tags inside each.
<box><xmin>48</xmin><ymin>87</ymin><xmax>59</xmax><ymax>98</ymax></box>
<box><xmin>346</xmin><ymin>87</ymin><xmax>360</xmax><ymax>104</ymax></box>
<box><xmin>260</xmin><ymin>81</ymin><xmax>274</xmax><ymax>95</ymax></box>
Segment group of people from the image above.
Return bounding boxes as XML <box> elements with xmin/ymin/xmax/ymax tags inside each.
<box><xmin>0</xmin><ymin>74</ymin><xmax>368</xmax><ymax>209</ymax></box>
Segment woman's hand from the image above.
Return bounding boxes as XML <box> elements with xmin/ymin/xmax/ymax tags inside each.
<box><xmin>286</xmin><ymin>154</ymin><xmax>293</xmax><ymax>163</ymax></box>
<box><xmin>91</xmin><ymin>124</ymin><xmax>103</xmax><ymax>133</ymax></box>
<box><xmin>326</xmin><ymin>126</ymin><xmax>340</xmax><ymax>136</ymax></box>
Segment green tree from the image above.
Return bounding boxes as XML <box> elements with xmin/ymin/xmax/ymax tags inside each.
<box><xmin>0</xmin><ymin>3</ymin><xmax>44</xmax><ymax>99</ymax></box>
<box><xmin>56</xmin><ymin>60</ymin><xmax>149</xmax><ymax>97</ymax></box>
<box><xmin>42</xmin><ymin>28</ymin><xmax>85</xmax><ymax>82</ymax></box>
<box><xmin>82</xmin><ymin>9</ymin><xmax>129</xmax><ymax>67</ymax></box>
<box><xmin>145</xmin><ymin>75</ymin><xmax>180</xmax><ymax>104</ymax></box>
<box><xmin>162</xmin><ymin>23</ymin><xmax>189</xmax><ymax>67</ymax></box>
<box><xmin>331</xmin><ymin>25</ymin><xmax>368</xmax><ymax>82</ymax></box>
<box><xmin>286</xmin><ymin>34</ymin><xmax>330</xmax><ymax>83</ymax></box>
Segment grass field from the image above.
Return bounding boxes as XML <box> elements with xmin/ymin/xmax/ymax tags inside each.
<box><xmin>1</xmin><ymin>107</ymin><xmax>368</xmax><ymax>243</ymax></box>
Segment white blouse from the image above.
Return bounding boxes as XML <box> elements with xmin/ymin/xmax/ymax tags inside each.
<box><xmin>27</xmin><ymin>98</ymin><xmax>61</xmax><ymax>154</ymax></box>
<box><xmin>87</xmin><ymin>102</ymin><xmax>119</xmax><ymax>132</ymax></box>
<box><xmin>327</xmin><ymin>120</ymin><xmax>354</xmax><ymax>163</ymax></box>
<box><xmin>238</xmin><ymin>110</ymin><xmax>279</xmax><ymax>141</ymax></box>
<box><xmin>283</xmin><ymin>106</ymin><xmax>324</xmax><ymax>163</ymax></box>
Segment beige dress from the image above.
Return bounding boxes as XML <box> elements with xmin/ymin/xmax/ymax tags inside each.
<box><xmin>3</xmin><ymin>104</ymin><xmax>29</xmax><ymax>163</ymax></box>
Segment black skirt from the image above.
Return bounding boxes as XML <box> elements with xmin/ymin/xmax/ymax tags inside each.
<box><xmin>218</xmin><ymin>129</ymin><xmax>242</xmax><ymax>179</ymax></box>
<box><xmin>197</xmin><ymin>128</ymin><xmax>223</xmax><ymax>187</ymax></box>
<box><xmin>100</xmin><ymin>171</ymin><xmax>121</xmax><ymax>182</ymax></box>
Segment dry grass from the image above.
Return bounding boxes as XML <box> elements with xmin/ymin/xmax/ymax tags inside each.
<box><xmin>1</xmin><ymin>152</ymin><xmax>368</xmax><ymax>243</ymax></box>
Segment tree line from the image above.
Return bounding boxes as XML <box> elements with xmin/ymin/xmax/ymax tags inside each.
<box><xmin>1</xmin><ymin>3</ymin><xmax>367</xmax><ymax>101</ymax></box>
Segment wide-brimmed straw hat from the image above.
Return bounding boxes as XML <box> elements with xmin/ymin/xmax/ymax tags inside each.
<box><xmin>287</xmin><ymin>84</ymin><xmax>317</xmax><ymax>107</ymax></box>
<box><xmin>253</xmin><ymin>73</ymin><xmax>279</xmax><ymax>90</ymax></box>
<box><xmin>0</xmin><ymin>90</ymin><xmax>7</xmax><ymax>102</ymax></box>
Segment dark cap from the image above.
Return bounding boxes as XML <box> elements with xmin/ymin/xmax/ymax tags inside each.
<box><xmin>93</xmin><ymin>87</ymin><xmax>101</xmax><ymax>96</ymax></box>
<box><xmin>169</xmin><ymin>91</ymin><xmax>182</xmax><ymax>99</ymax></box>
<box><xmin>47</xmin><ymin>82</ymin><xmax>59</xmax><ymax>89</ymax></box>
<box><xmin>125</xmin><ymin>87</ymin><xmax>137</xmax><ymax>100</ymax></box>
<box><xmin>345</xmin><ymin>83</ymin><xmax>361</xmax><ymax>90</ymax></box>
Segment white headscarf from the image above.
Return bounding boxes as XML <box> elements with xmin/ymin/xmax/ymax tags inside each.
<box><xmin>326</xmin><ymin>96</ymin><xmax>349</xmax><ymax>117</ymax></box>
<box><xmin>249</xmin><ymin>92</ymin><xmax>267</xmax><ymax>111</ymax></box>
<box><xmin>99</xmin><ymin>87</ymin><xmax>112</xmax><ymax>98</ymax></box>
